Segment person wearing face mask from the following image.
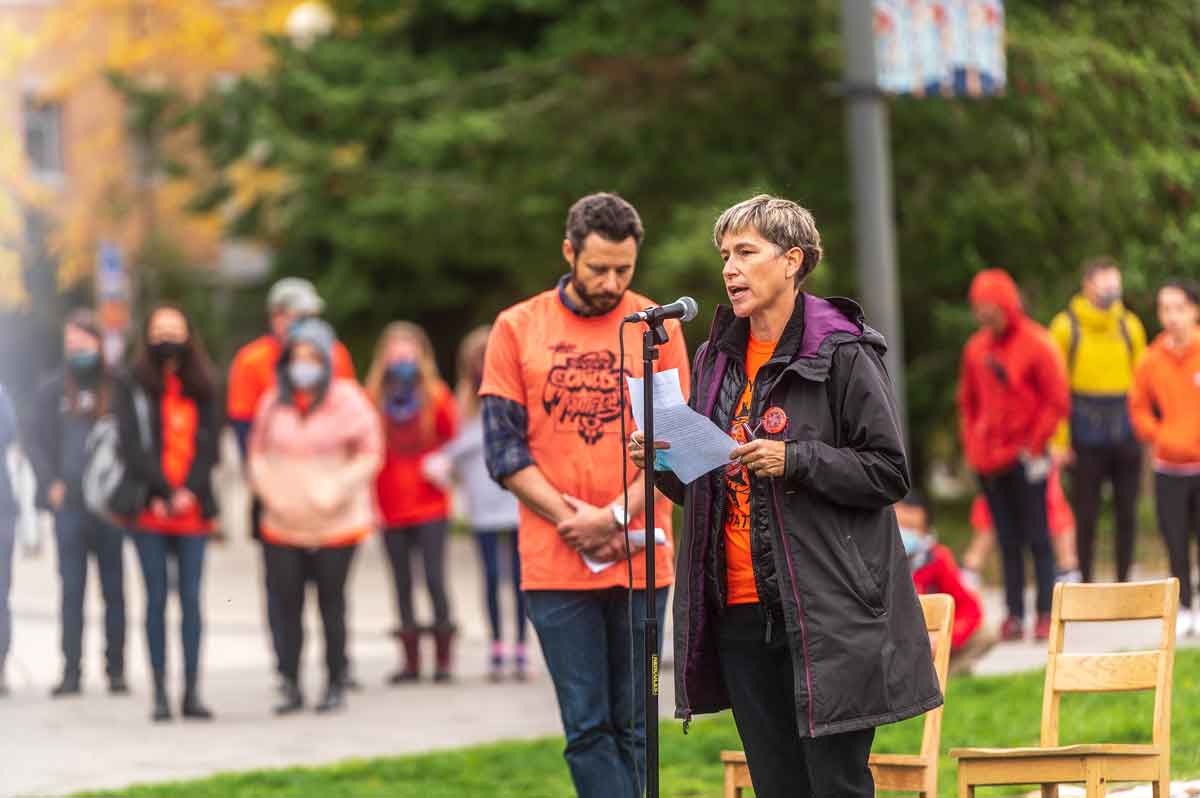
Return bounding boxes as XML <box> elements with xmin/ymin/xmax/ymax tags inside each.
<box><xmin>26</xmin><ymin>309</ymin><xmax>128</xmax><ymax>698</ymax></box>
<box><xmin>116</xmin><ymin>304</ymin><xmax>220</xmax><ymax>722</ymax></box>
<box><xmin>893</xmin><ymin>493</ymin><xmax>994</xmax><ymax>676</ymax></box>
<box><xmin>249</xmin><ymin>318</ymin><xmax>382</xmax><ymax>713</ymax></box>
<box><xmin>1048</xmin><ymin>257</ymin><xmax>1147</xmax><ymax>586</ymax></box>
<box><xmin>422</xmin><ymin>326</ymin><xmax>526</xmax><ymax>682</ymax></box>
<box><xmin>226</xmin><ymin>277</ymin><xmax>357</xmax><ymax>691</ymax></box>
<box><xmin>367</xmin><ymin>322</ymin><xmax>458</xmax><ymax>683</ymax></box>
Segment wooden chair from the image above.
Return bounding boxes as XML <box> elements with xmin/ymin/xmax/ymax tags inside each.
<box><xmin>950</xmin><ymin>579</ymin><xmax>1179</xmax><ymax>798</ymax></box>
<box><xmin>721</xmin><ymin>593</ymin><xmax>956</xmax><ymax>798</ymax></box>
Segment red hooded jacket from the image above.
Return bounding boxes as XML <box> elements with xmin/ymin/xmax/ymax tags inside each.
<box><xmin>958</xmin><ymin>269</ymin><xmax>1070</xmax><ymax>475</ymax></box>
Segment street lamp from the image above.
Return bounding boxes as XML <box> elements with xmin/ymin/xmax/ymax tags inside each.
<box><xmin>285</xmin><ymin>1</ymin><xmax>334</xmax><ymax>48</ymax></box>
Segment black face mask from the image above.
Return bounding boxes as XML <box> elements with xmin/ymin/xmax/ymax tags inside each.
<box><xmin>149</xmin><ymin>341</ymin><xmax>186</xmax><ymax>366</ymax></box>
<box><xmin>66</xmin><ymin>351</ymin><xmax>102</xmax><ymax>383</ymax></box>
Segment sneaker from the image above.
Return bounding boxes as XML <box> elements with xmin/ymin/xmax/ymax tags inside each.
<box><xmin>1034</xmin><ymin>613</ymin><xmax>1052</xmax><ymax>642</ymax></box>
<box><xmin>1000</xmin><ymin>616</ymin><xmax>1024</xmax><ymax>642</ymax></box>
<box><xmin>1177</xmin><ymin>608</ymin><xmax>1195</xmax><ymax>639</ymax></box>
<box><xmin>513</xmin><ymin>642</ymin><xmax>529</xmax><ymax>681</ymax></box>
<box><xmin>1056</xmin><ymin>569</ymin><xmax>1082</xmax><ymax>584</ymax></box>
<box><xmin>488</xmin><ymin>641</ymin><xmax>505</xmax><ymax>683</ymax></box>
<box><xmin>109</xmin><ymin>674</ymin><xmax>130</xmax><ymax>695</ymax></box>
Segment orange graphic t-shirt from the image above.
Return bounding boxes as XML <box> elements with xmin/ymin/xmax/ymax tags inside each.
<box><xmin>479</xmin><ymin>286</ymin><xmax>691</xmax><ymax>591</ymax></box>
<box><xmin>724</xmin><ymin>335</ymin><xmax>776</xmax><ymax>605</ymax></box>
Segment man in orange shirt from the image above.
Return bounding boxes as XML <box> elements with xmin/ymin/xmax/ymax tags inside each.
<box><xmin>1128</xmin><ymin>279</ymin><xmax>1200</xmax><ymax>637</ymax></box>
<box><xmin>480</xmin><ymin>193</ymin><xmax>689</xmax><ymax>798</ymax></box>
<box><xmin>227</xmin><ymin>277</ymin><xmax>357</xmax><ymax>686</ymax></box>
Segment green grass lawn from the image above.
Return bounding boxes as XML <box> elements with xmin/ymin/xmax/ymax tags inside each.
<box><xmin>84</xmin><ymin>649</ymin><xmax>1200</xmax><ymax>798</ymax></box>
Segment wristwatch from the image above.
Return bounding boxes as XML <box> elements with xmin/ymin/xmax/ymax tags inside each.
<box><xmin>609</xmin><ymin>502</ymin><xmax>629</xmax><ymax>530</ymax></box>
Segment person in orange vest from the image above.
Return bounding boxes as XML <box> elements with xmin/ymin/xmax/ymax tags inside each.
<box><xmin>1128</xmin><ymin>279</ymin><xmax>1200</xmax><ymax>638</ymax></box>
<box><xmin>226</xmin><ymin>277</ymin><xmax>356</xmax><ymax>688</ymax></box>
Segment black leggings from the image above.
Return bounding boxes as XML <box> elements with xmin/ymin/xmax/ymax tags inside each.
<box><xmin>1072</xmin><ymin>444</ymin><xmax>1142</xmax><ymax>582</ymax></box>
<box><xmin>1154</xmin><ymin>473</ymin><xmax>1200</xmax><ymax>609</ymax></box>
<box><xmin>264</xmin><ymin>542</ymin><xmax>357</xmax><ymax>682</ymax></box>
<box><xmin>981</xmin><ymin>464</ymin><xmax>1056</xmax><ymax>619</ymax></box>
<box><xmin>384</xmin><ymin>521</ymin><xmax>452</xmax><ymax>630</ymax></box>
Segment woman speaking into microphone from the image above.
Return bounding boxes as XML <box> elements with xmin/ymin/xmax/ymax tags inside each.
<box><xmin>630</xmin><ymin>195</ymin><xmax>940</xmax><ymax>798</ymax></box>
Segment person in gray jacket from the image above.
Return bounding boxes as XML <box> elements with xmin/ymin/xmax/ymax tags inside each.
<box><xmin>631</xmin><ymin>195</ymin><xmax>940</xmax><ymax>798</ymax></box>
<box><xmin>0</xmin><ymin>383</ymin><xmax>18</xmax><ymax>696</ymax></box>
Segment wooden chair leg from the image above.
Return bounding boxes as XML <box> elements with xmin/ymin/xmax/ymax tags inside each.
<box><xmin>723</xmin><ymin>764</ymin><xmax>738</xmax><ymax>798</ymax></box>
<box><xmin>1042</xmin><ymin>784</ymin><xmax>1060</xmax><ymax>798</ymax></box>
<box><xmin>958</xmin><ymin>768</ymin><xmax>975</xmax><ymax>798</ymax></box>
<box><xmin>1151</xmin><ymin>781</ymin><xmax>1162</xmax><ymax>798</ymax></box>
<box><xmin>1085</xmin><ymin>761</ymin><xmax>1106</xmax><ymax>798</ymax></box>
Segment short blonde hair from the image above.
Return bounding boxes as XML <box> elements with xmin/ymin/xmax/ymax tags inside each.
<box><xmin>713</xmin><ymin>194</ymin><xmax>823</xmax><ymax>285</ymax></box>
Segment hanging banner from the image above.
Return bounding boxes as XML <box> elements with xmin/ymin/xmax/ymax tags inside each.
<box><xmin>873</xmin><ymin>0</ymin><xmax>1005</xmax><ymax>97</ymax></box>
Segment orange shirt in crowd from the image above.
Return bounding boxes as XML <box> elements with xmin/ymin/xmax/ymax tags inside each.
<box><xmin>226</xmin><ymin>334</ymin><xmax>357</xmax><ymax>422</ymax></box>
<box><xmin>137</xmin><ymin>373</ymin><xmax>210</xmax><ymax>535</ymax></box>
<box><xmin>1129</xmin><ymin>331</ymin><xmax>1200</xmax><ymax>468</ymax></box>
<box><xmin>480</xmin><ymin>287</ymin><xmax>690</xmax><ymax>591</ymax></box>
<box><xmin>724</xmin><ymin>335</ymin><xmax>775</xmax><ymax>605</ymax></box>
<box><xmin>375</xmin><ymin>381</ymin><xmax>457</xmax><ymax>528</ymax></box>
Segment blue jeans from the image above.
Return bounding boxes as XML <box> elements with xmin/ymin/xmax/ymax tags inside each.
<box><xmin>131</xmin><ymin>532</ymin><xmax>207</xmax><ymax>676</ymax></box>
<box><xmin>526</xmin><ymin>587</ymin><xmax>669</xmax><ymax>798</ymax></box>
<box><xmin>475</xmin><ymin>529</ymin><xmax>525</xmax><ymax>644</ymax></box>
<box><xmin>0</xmin><ymin>516</ymin><xmax>13</xmax><ymax>667</ymax></box>
<box><xmin>55</xmin><ymin>506</ymin><xmax>126</xmax><ymax>677</ymax></box>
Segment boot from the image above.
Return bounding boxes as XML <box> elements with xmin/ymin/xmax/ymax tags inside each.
<box><xmin>109</xmin><ymin>673</ymin><xmax>130</xmax><ymax>695</ymax></box>
<box><xmin>182</xmin><ymin>672</ymin><xmax>213</xmax><ymax>720</ymax></box>
<box><xmin>433</xmin><ymin>625</ymin><xmax>457</xmax><ymax>684</ymax></box>
<box><xmin>274</xmin><ymin>676</ymin><xmax>303</xmax><ymax>715</ymax></box>
<box><xmin>387</xmin><ymin>630</ymin><xmax>421</xmax><ymax>685</ymax></box>
<box><xmin>315</xmin><ymin>680</ymin><xmax>345</xmax><ymax>714</ymax></box>
<box><xmin>152</xmin><ymin>670</ymin><xmax>172</xmax><ymax>722</ymax></box>
<box><xmin>51</xmin><ymin>668</ymin><xmax>81</xmax><ymax>698</ymax></box>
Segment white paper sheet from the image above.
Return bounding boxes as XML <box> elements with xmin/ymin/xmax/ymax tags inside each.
<box><xmin>581</xmin><ymin>528</ymin><xmax>667</xmax><ymax>574</ymax></box>
<box><xmin>626</xmin><ymin>369</ymin><xmax>739</xmax><ymax>485</ymax></box>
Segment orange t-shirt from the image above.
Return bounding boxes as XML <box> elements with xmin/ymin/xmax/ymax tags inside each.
<box><xmin>227</xmin><ymin>334</ymin><xmax>357</xmax><ymax>422</ymax></box>
<box><xmin>137</xmin><ymin>373</ymin><xmax>210</xmax><ymax>535</ymax></box>
<box><xmin>479</xmin><ymin>286</ymin><xmax>690</xmax><ymax>591</ymax></box>
<box><xmin>724</xmin><ymin>335</ymin><xmax>776</xmax><ymax>605</ymax></box>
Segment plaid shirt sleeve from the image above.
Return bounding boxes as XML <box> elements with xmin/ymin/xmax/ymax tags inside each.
<box><xmin>482</xmin><ymin>394</ymin><xmax>534</xmax><ymax>484</ymax></box>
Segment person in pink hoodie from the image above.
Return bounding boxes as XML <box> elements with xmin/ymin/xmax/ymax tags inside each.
<box><xmin>249</xmin><ymin>318</ymin><xmax>383</xmax><ymax>715</ymax></box>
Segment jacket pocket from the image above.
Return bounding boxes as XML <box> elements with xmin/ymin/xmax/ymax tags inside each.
<box><xmin>843</xmin><ymin>535</ymin><xmax>886</xmax><ymax>615</ymax></box>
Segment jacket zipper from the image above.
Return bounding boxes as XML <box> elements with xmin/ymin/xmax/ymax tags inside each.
<box><xmin>679</xmin><ymin>349</ymin><xmax>727</xmax><ymax>734</ymax></box>
<box><xmin>769</xmin><ymin>480</ymin><xmax>816</xmax><ymax>737</ymax></box>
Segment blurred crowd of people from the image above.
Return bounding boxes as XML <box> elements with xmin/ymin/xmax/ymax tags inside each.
<box><xmin>0</xmin><ymin>278</ymin><xmax>526</xmax><ymax>720</ymax></box>
<box><xmin>904</xmin><ymin>260</ymin><xmax>1200</xmax><ymax>679</ymax></box>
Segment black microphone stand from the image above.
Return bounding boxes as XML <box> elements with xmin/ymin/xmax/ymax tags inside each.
<box><xmin>640</xmin><ymin>318</ymin><xmax>670</xmax><ymax>798</ymax></box>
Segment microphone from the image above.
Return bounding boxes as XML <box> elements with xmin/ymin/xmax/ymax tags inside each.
<box><xmin>624</xmin><ymin>296</ymin><xmax>699</xmax><ymax>325</ymax></box>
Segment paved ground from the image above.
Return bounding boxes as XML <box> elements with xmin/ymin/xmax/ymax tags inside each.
<box><xmin>1</xmin><ymin>471</ymin><xmax>1194</xmax><ymax>797</ymax></box>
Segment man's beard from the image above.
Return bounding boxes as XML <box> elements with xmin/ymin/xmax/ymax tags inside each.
<box><xmin>570</xmin><ymin>270</ymin><xmax>623</xmax><ymax>316</ymax></box>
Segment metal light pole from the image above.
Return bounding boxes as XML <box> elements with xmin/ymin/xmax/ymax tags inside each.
<box><xmin>841</xmin><ymin>0</ymin><xmax>907</xmax><ymax>434</ymax></box>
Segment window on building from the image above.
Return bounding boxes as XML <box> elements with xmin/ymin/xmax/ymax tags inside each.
<box><xmin>23</xmin><ymin>93</ymin><xmax>64</xmax><ymax>178</ymax></box>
